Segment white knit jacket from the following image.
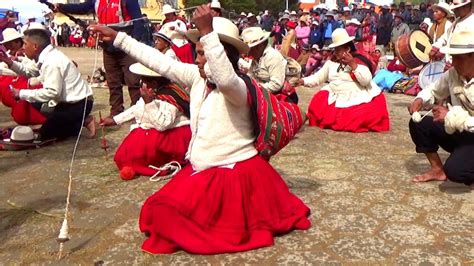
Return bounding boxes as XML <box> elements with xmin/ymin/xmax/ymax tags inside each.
<box><xmin>114</xmin><ymin>31</ymin><xmax>257</xmax><ymax>171</ymax></box>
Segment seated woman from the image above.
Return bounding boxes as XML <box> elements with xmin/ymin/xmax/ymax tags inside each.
<box><xmin>0</xmin><ymin>28</ymin><xmax>46</xmax><ymax>126</ymax></box>
<box><xmin>298</xmin><ymin>28</ymin><xmax>390</xmax><ymax>133</ymax></box>
<box><xmin>152</xmin><ymin>29</ymin><xmax>178</xmax><ymax>61</ymax></box>
<box><xmin>241</xmin><ymin>26</ymin><xmax>298</xmax><ymax>103</ymax></box>
<box><xmin>89</xmin><ymin>6</ymin><xmax>310</xmax><ymax>254</ymax></box>
<box><xmin>101</xmin><ymin>63</ymin><xmax>191</xmax><ymax>180</ymax></box>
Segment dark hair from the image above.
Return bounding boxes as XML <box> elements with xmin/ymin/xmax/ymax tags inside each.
<box><xmin>23</xmin><ymin>29</ymin><xmax>51</xmax><ymax>51</ymax></box>
<box><xmin>340</xmin><ymin>42</ymin><xmax>356</xmax><ymax>52</ymax></box>
<box><xmin>221</xmin><ymin>41</ymin><xmax>241</xmax><ymax>72</ymax></box>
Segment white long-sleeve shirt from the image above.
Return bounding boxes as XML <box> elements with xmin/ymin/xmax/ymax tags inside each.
<box><xmin>248</xmin><ymin>45</ymin><xmax>287</xmax><ymax>93</ymax></box>
<box><xmin>416</xmin><ymin>68</ymin><xmax>474</xmax><ymax>133</ymax></box>
<box><xmin>433</xmin><ymin>13</ymin><xmax>474</xmax><ymax>49</ymax></box>
<box><xmin>302</xmin><ymin>60</ymin><xmax>382</xmax><ymax>108</ymax></box>
<box><xmin>114</xmin><ymin>31</ymin><xmax>257</xmax><ymax>171</ymax></box>
<box><xmin>11</xmin><ymin>45</ymin><xmax>92</xmax><ymax>104</ymax></box>
<box><xmin>113</xmin><ymin>98</ymin><xmax>189</xmax><ymax>131</ymax></box>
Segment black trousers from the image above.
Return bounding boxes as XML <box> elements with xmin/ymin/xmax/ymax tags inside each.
<box><xmin>409</xmin><ymin>117</ymin><xmax>474</xmax><ymax>185</ymax></box>
<box><xmin>39</xmin><ymin>98</ymin><xmax>93</xmax><ymax>141</ymax></box>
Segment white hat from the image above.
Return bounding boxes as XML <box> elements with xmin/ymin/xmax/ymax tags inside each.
<box><xmin>311</xmin><ymin>44</ymin><xmax>320</xmax><ymax>51</ymax></box>
<box><xmin>279</xmin><ymin>14</ymin><xmax>290</xmax><ymax>21</ymax></box>
<box><xmin>240</xmin><ymin>27</ymin><xmax>271</xmax><ymax>48</ymax></box>
<box><xmin>240</xmin><ymin>12</ymin><xmax>246</xmax><ymax>16</ymax></box>
<box><xmin>210</xmin><ymin>1</ymin><xmax>221</xmax><ymax>10</ymax></box>
<box><xmin>440</xmin><ymin>30</ymin><xmax>474</xmax><ymax>55</ymax></box>
<box><xmin>24</xmin><ymin>22</ymin><xmax>48</xmax><ymax>32</ymax></box>
<box><xmin>311</xmin><ymin>20</ymin><xmax>319</xmax><ymax>26</ymax></box>
<box><xmin>152</xmin><ymin>29</ymin><xmax>172</xmax><ymax>44</ymax></box>
<box><xmin>343</xmin><ymin>6</ymin><xmax>351</xmax><ymax>12</ymax></box>
<box><xmin>346</xmin><ymin>18</ymin><xmax>361</xmax><ymax>26</ymax></box>
<box><xmin>450</xmin><ymin>0</ymin><xmax>471</xmax><ymax>10</ymax></box>
<box><xmin>129</xmin><ymin>63</ymin><xmax>161</xmax><ymax>77</ymax></box>
<box><xmin>432</xmin><ymin>2</ymin><xmax>454</xmax><ymax>17</ymax></box>
<box><xmin>187</xmin><ymin>17</ymin><xmax>249</xmax><ymax>54</ymax></box>
<box><xmin>247</xmin><ymin>12</ymin><xmax>255</xmax><ymax>18</ymax></box>
<box><xmin>328</xmin><ymin>28</ymin><xmax>355</xmax><ymax>48</ymax></box>
<box><xmin>302</xmin><ymin>9</ymin><xmax>309</xmax><ymax>14</ymax></box>
<box><xmin>284</xmin><ymin>9</ymin><xmax>290</xmax><ymax>14</ymax></box>
<box><xmin>290</xmin><ymin>11</ymin><xmax>297</xmax><ymax>15</ymax></box>
<box><xmin>421</xmin><ymin>17</ymin><xmax>432</xmax><ymax>27</ymax></box>
<box><xmin>320</xmin><ymin>4</ymin><xmax>329</xmax><ymax>10</ymax></box>
<box><xmin>0</xmin><ymin>28</ymin><xmax>23</xmax><ymax>44</ymax></box>
<box><xmin>162</xmin><ymin>4</ymin><xmax>177</xmax><ymax>15</ymax></box>
<box><xmin>10</xmin><ymin>126</ymin><xmax>34</xmax><ymax>142</ymax></box>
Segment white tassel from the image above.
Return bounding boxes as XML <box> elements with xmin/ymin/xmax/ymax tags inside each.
<box><xmin>57</xmin><ymin>219</ymin><xmax>70</xmax><ymax>243</ymax></box>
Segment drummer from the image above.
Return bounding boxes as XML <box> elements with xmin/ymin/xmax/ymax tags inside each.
<box><xmin>408</xmin><ymin>29</ymin><xmax>474</xmax><ymax>188</ymax></box>
<box><xmin>430</xmin><ymin>0</ymin><xmax>473</xmax><ymax>61</ymax></box>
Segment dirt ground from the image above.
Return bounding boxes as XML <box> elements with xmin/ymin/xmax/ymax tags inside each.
<box><xmin>0</xmin><ymin>47</ymin><xmax>473</xmax><ymax>264</ymax></box>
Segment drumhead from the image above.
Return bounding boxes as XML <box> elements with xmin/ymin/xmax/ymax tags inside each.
<box><xmin>409</xmin><ymin>30</ymin><xmax>432</xmax><ymax>64</ymax></box>
<box><xmin>418</xmin><ymin>61</ymin><xmax>445</xmax><ymax>90</ymax></box>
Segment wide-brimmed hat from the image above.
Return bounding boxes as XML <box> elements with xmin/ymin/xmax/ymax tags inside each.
<box><xmin>10</xmin><ymin>126</ymin><xmax>34</xmax><ymax>142</ymax></box>
<box><xmin>311</xmin><ymin>20</ymin><xmax>319</xmax><ymax>26</ymax></box>
<box><xmin>299</xmin><ymin>16</ymin><xmax>309</xmax><ymax>24</ymax></box>
<box><xmin>450</xmin><ymin>0</ymin><xmax>471</xmax><ymax>10</ymax></box>
<box><xmin>346</xmin><ymin>18</ymin><xmax>361</xmax><ymax>25</ymax></box>
<box><xmin>23</xmin><ymin>22</ymin><xmax>48</xmax><ymax>32</ymax></box>
<box><xmin>152</xmin><ymin>29</ymin><xmax>172</xmax><ymax>44</ymax></box>
<box><xmin>342</xmin><ymin>6</ymin><xmax>351</xmax><ymax>12</ymax></box>
<box><xmin>129</xmin><ymin>63</ymin><xmax>161</xmax><ymax>77</ymax></box>
<box><xmin>394</xmin><ymin>13</ymin><xmax>405</xmax><ymax>20</ymax></box>
<box><xmin>247</xmin><ymin>12</ymin><xmax>255</xmax><ymax>18</ymax></box>
<box><xmin>325</xmin><ymin>11</ymin><xmax>336</xmax><ymax>17</ymax></box>
<box><xmin>210</xmin><ymin>1</ymin><xmax>221</xmax><ymax>10</ymax></box>
<box><xmin>328</xmin><ymin>28</ymin><xmax>355</xmax><ymax>48</ymax></box>
<box><xmin>432</xmin><ymin>2</ymin><xmax>454</xmax><ymax>17</ymax></box>
<box><xmin>440</xmin><ymin>30</ymin><xmax>474</xmax><ymax>55</ymax></box>
<box><xmin>290</xmin><ymin>11</ymin><xmax>297</xmax><ymax>15</ymax></box>
<box><xmin>240</xmin><ymin>12</ymin><xmax>246</xmax><ymax>16</ymax></box>
<box><xmin>421</xmin><ymin>17</ymin><xmax>432</xmax><ymax>27</ymax></box>
<box><xmin>186</xmin><ymin>17</ymin><xmax>249</xmax><ymax>54</ymax></box>
<box><xmin>162</xmin><ymin>4</ymin><xmax>176</xmax><ymax>15</ymax></box>
<box><xmin>241</xmin><ymin>27</ymin><xmax>271</xmax><ymax>48</ymax></box>
<box><xmin>279</xmin><ymin>14</ymin><xmax>290</xmax><ymax>21</ymax></box>
<box><xmin>311</xmin><ymin>44</ymin><xmax>320</xmax><ymax>51</ymax></box>
<box><xmin>0</xmin><ymin>28</ymin><xmax>23</xmax><ymax>44</ymax></box>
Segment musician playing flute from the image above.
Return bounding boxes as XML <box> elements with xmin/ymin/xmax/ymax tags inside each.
<box><xmin>408</xmin><ymin>30</ymin><xmax>474</xmax><ymax>188</ymax></box>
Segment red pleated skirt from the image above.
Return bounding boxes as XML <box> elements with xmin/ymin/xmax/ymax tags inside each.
<box><xmin>139</xmin><ymin>155</ymin><xmax>311</xmax><ymax>254</ymax></box>
<box><xmin>307</xmin><ymin>90</ymin><xmax>390</xmax><ymax>132</ymax></box>
<box><xmin>114</xmin><ymin>125</ymin><xmax>191</xmax><ymax>176</ymax></box>
<box><xmin>0</xmin><ymin>76</ymin><xmax>46</xmax><ymax>125</ymax></box>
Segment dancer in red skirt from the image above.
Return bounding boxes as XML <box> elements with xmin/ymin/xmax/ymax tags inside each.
<box><xmin>298</xmin><ymin>28</ymin><xmax>390</xmax><ymax>133</ymax></box>
<box><xmin>0</xmin><ymin>28</ymin><xmax>46</xmax><ymax>125</ymax></box>
<box><xmin>100</xmin><ymin>63</ymin><xmax>191</xmax><ymax>180</ymax></box>
<box><xmin>90</xmin><ymin>5</ymin><xmax>310</xmax><ymax>254</ymax></box>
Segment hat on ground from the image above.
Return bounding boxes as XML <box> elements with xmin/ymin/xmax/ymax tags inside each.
<box><xmin>440</xmin><ymin>30</ymin><xmax>474</xmax><ymax>55</ymax></box>
<box><xmin>210</xmin><ymin>1</ymin><xmax>221</xmax><ymax>10</ymax></box>
<box><xmin>347</xmin><ymin>18</ymin><xmax>361</xmax><ymax>25</ymax></box>
<box><xmin>186</xmin><ymin>17</ymin><xmax>249</xmax><ymax>54</ymax></box>
<box><xmin>0</xmin><ymin>28</ymin><xmax>23</xmax><ymax>44</ymax></box>
<box><xmin>328</xmin><ymin>28</ymin><xmax>355</xmax><ymax>48</ymax></box>
<box><xmin>450</xmin><ymin>0</ymin><xmax>471</xmax><ymax>10</ymax></box>
<box><xmin>432</xmin><ymin>2</ymin><xmax>454</xmax><ymax>17</ymax></box>
<box><xmin>311</xmin><ymin>44</ymin><xmax>321</xmax><ymax>51</ymax></box>
<box><xmin>129</xmin><ymin>63</ymin><xmax>161</xmax><ymax>77</ymax></box>
<box><xmin>241</xmin><ymin>27</ymin><xmax>271</xmax><ymax>48</ymax></box>
<box><xmin>162</xmin><ymin>4</ymin><xmax>177</xmax><ymax>15</ymax></box>
<box><xmin>10</xmin><ymin>126</ymin><xmax>34</xmax><ymax>142</ymax></box>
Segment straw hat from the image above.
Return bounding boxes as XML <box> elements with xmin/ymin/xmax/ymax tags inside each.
<box><xmin>328</xmin><ymin>28</ymin><xmax>355</xmax><ymax>48</ymax></box>
<box><xmin>440</xmin><ymin>30</ymin><xmax>474</xmax><ymax>55</ymax></box>
<box><xmin>299</xmin><ymin>16</ymin><xmax>309</xmax><ymax>24</ymax></box>
<box><xmin>347</xmin><ymin>18</ymin><xmax>361</xmax><ymax>25</ymax></box>
<box><xmin>129</xmin><ymin>63</ymin><xmax>161</xmax><ymax>77</ymax></box>
<box><xmin>186</xmin><ymin>17</ymin><xmax>249</xmax><ymax>54</ymax></box>
<box><xmin>0</xmin><ymin>28</ymin><xmax>23</xmax><ymax>44</ymax></box>
<box><xmin>432</xmin><ymin>2</ymin><xmax>454</xmax><ymax>17</ymax></box>
<box><xmin>162</xmin><ymin>4</ymin><xmax>177</xmax><ymax>15</ymax></box>
<box><xmin>241</xmin><ymin>27</ymin><xmax>271</xmax><ymax>48</ymax></box>
<box><xmin>450</xmin><ymin>0</ymin><xmax>471</xmax><ymax>10</ymax></box>
<box><xmin>210</xmin><ymin>1</ymin><xmax>221</xmax><ymax>10</ymax></box>
<box><xmin>10</xmin><ymin>126</ymin><xmax>34</xmax><ymax>142</ymax></box>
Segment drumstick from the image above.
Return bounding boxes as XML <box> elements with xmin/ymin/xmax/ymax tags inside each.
<box><xmin>98</xmin><ymin>111</ymin><xmax>109</xmax><ymax>159</ymax></box>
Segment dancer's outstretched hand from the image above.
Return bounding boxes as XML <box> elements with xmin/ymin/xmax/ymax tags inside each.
<box><xmin>87</xmin><ymin>25</ymin><xmax>118</xmax><ymax>43</ymax></box>
<box><xmin>192</xmin><ymin>4</ymin><xmax>213</xmax><ymax>36</ymax></box>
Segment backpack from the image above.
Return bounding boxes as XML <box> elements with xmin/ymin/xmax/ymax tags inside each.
<box><xmin>239</xmin><ymin>74</ymin><xmax>305</xmax><ymax>160</ymax></box>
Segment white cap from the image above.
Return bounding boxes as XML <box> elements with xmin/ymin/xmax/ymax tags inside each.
<box><xmin>210</xmin><ymin>1</ymin><xmax>221</xmax><ymax>10</ymax></box>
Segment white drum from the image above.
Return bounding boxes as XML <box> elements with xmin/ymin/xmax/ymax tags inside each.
<box><xmin>418</xmin><ymin>62</ymin><xmax>446</xmax><ymax>90</ymax></box>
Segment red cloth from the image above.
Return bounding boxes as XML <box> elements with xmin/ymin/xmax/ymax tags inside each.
<box><xmin>387</xmin><ymin>59</ymin><xmax>407</xmax><ymax>72</ymax></box>
<box><xmin>114</xmin><ymin>125</ymin><xmax>191</xmax><ymax>176</ymax></box>
<box><xmin>307</xmin><ymin>90</ymin><xmax>390</xmax><ymax>132</ymax></box>
<box><xmin>139</xmin><ymin>155</ymin><xmax>311</xmax><ymax>254</ymax></box>
<box><xmin>171</xmin><ymin>43</ymin><xmax>194</xmax><ymax>64</ymax></box>
<box><xmin>0</xmin><ymin>76</ymin><xmax>46</xmax><ymax>125</ymax></box>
